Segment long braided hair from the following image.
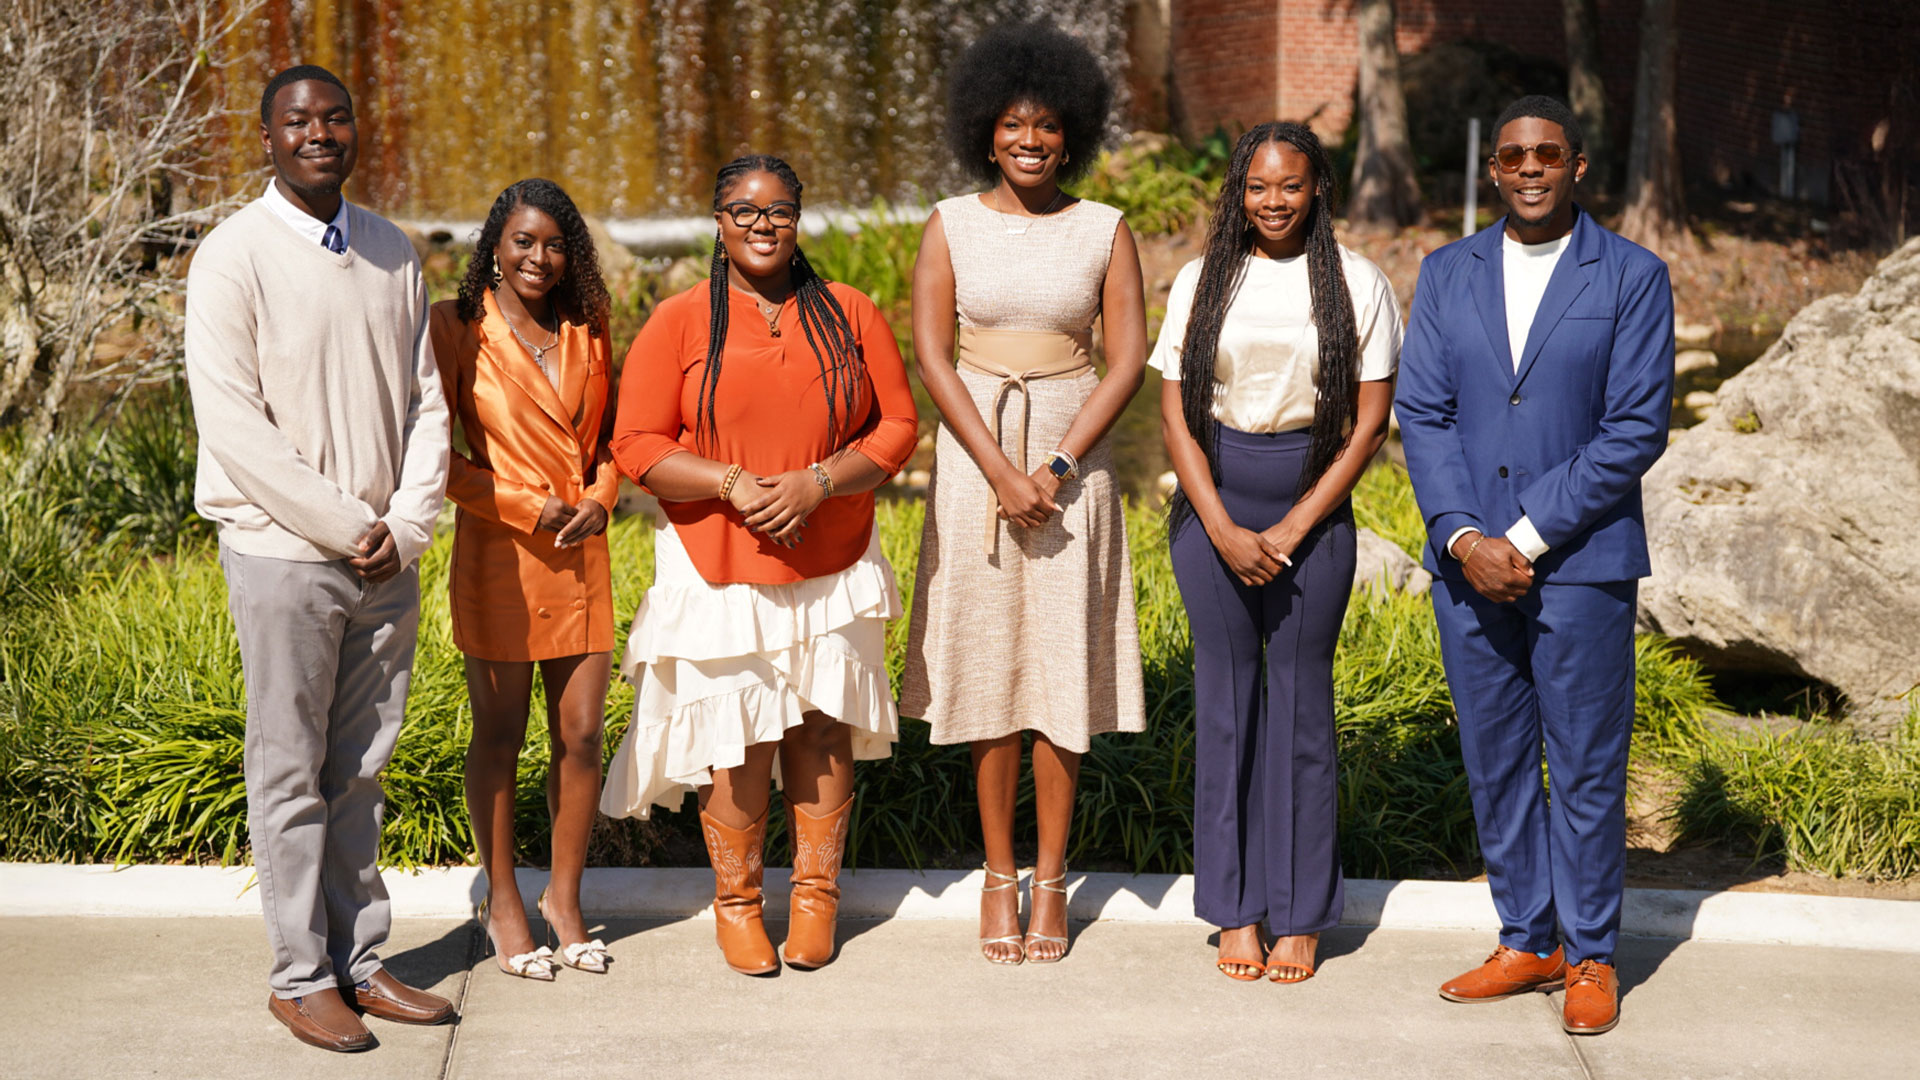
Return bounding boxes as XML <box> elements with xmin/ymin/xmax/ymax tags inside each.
<box><xmin>694</xmin><ymin>154</ymin><xmax>867</xmax><ymax>453</ymax></box>
<box><xmin>456</xmin><ymin>178</ymin><xmax>611</xmax><ymax>335</ymax></box>
<box><xmin>1167</xmin><ymin>122</ymin><xmax>1360</xmax><ymax>535</ymax></box>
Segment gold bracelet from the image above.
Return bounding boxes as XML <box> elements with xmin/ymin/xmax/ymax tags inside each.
<box><xmin>718</xmin><ymin>463</ymin><xmax>743</xmax><ymax>502</ymax></box>
<box><xmin>808</xmin><ymin>461</ymin><xmax>835</xmax><ymax>499</ymax></box>
<box><xmin>1461</xmin><ymin>536</ymin><xmax>1486</xmax><ymax>564</ymax></box>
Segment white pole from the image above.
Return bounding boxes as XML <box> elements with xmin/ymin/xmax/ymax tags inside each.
<box><xmin>1464</xmin><ymin>117</ymin><xmax>1481</xmax><ymax>237</ymax></box>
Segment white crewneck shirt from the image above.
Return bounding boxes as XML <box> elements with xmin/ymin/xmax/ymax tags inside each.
<box><xmin>1502</xmin><ymin>232</ymin><xmax>1570</xmax><ymax>371</ymax></box>
<box><xmin>262</xmin><ymin>178</ymin><xmax>351</xmax><ymax>251</ymax></box>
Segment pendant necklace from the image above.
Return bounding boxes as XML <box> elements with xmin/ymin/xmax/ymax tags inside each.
<box><xmin>995</xmin><ymin>185</ymin><xmax>1066</xmax><ymax>236</ymax></box>
<box><xmin>730</xmin><ymin>282</ymin><xmax>789</xmax><ymax>337</ymax></box>
<box><xmin>504</xmin><ymin>303</ymin><xmax>560</xmax><ymax>383</ymax></box>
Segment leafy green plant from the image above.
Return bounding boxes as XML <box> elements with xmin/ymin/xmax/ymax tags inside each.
<box><xmin>1666</xmin><ymin>703</ymin><xmax>1920</xmax><ymax>880</ymax></box>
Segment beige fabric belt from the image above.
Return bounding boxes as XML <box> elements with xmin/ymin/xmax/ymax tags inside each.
<box><xmin>955</xmin><ymin>327</ymin><xmax>1095</xmax><ymax>555</ymax></box>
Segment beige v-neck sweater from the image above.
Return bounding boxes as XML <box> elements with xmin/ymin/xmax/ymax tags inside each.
<box><xmin>185</xmin><ymin>198</ymin><xmax>449</xmax><ymax>566</ymax></box>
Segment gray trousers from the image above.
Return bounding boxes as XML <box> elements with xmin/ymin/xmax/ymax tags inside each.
<box><xmin>220</xmin><ymin>544</ymin><xmax>420</xmax><ymax>998</ymax></box>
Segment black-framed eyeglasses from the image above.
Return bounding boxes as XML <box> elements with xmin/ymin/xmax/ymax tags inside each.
<box><xmin>1492</xmin><ymin>142</ymin><xmax>1575</xmax><ymax>172</ymax></box>
<box><xmin>722</xmin><ymin>200</ymin><xmax>800</xmax><ymax>229</ymax></box>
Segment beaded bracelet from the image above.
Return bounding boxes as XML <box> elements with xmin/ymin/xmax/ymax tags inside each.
<box><xmin>718</xmin><ymin>463</ymin><xmax>743</xmax><ymax>502</ymax></box>
<box><xmin>808</xmin><ymin>461</ymin><xmax>836</xmax><ymax>498</ymax></box>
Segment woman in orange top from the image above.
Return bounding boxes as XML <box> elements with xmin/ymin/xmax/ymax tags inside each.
<box><xmin>599</xmin><ymin>154</ymin><xmax>918</xmax><ymax>975</ymax></box>
<box><xmin>430</xmin><ymin>178</ymin><xmax>617</xmax><ymax>981</ymax></box>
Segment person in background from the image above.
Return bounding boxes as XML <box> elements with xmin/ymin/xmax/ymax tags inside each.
<box><xmin>901</xmin><ymin>18</ymin><xmax>1148</xmax><ymax>966</ymax></box>
<box><xmin>1396</xmin><ymin>94</ymin><xmax>1674</xmax><ymax>1035</ymax></box>
<box><xmin>184</xmin><ymin>64</ymin><xmax>451</xmax><ymax>1052</ymax></box>
<box><xmin>600</xmin><ymin>154</ymin><xmax>918</xmax><ymax>975</ymax></box>
<box><xmin>1154</xmin><ymin>121</ymin><xmax>1400</xmax><ymax>984</ymax></box>
<box><xmin>431</xmin><ymin>178</ymin><xmax>618</xmax><ymax>981</ymax></box>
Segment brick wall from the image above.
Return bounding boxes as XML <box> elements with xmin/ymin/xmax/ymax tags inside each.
<box><xmin>1167</xmin><ymin>0</ymin><xmax>1918</xmax><ymax>210</ymax></box>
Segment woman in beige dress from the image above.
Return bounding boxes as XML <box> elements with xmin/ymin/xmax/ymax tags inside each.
<box><xmin>901</xmin><ymin>19</ymin><xmax>1148</xmax><ymax>965</ymax></box>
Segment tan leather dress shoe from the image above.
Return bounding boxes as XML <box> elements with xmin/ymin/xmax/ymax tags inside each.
<box><xmin>268</xmin><ymin>988</ymin><xmax>374</xmax><ymax>1052</ymax></box>
<box><xmin>352</xmin><ymin>969</ymin><xmax>455</xmax><ymax>1025</ymax></box>
<box><xmin>1438</xmin><ymin>945</ymin><xmax>1569</xmax><ymax>1002</ymax></box>
<box><xmin>1563</xmin><ymin>959</ymin><xmax>1621</xmax><ymax>1034</ymax></box>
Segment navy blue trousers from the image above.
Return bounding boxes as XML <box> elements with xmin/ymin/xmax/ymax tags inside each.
<box><xmin>1172</xmin><ymin>427</ymin><xmax>1353</xmax><ymax>933</ymax></box>
<box><xmin>1430</xmin><ymin>577</ymin><xmax>1637</xmax><ymax>963</ymax></box>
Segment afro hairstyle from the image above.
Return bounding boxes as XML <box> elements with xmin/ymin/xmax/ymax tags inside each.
<box><xmin>944</xmin><ymin>19</ymin><xmax>1113</xmax><ymax>186</ymax></box>
<box><xmin>1493</xmin><ymin>94</ymin><xmax>1584</xmax><ymax>152</ymax></box>
<box><xmin>260</xmin><ymin>64</ymin><xmax>352</xmax><ymax>126</ymax></box>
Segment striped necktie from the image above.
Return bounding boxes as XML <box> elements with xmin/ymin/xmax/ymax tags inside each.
<box><xmin>322</xmin><ymin>224</ymin><xmax>345</xmax><ymax>254</ymax></box>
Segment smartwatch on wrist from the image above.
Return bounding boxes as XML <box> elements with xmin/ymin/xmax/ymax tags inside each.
<box><xmin>1046</xmin><ymin>449</ymin><xmax>1078</xmax><ymax>481</ymax></box>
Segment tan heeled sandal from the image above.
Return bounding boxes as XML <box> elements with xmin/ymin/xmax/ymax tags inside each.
<box><xmin>1024</xmin><ymin>865</ymin><xmax>1070</xmax><ymax>964</ymax></box>
<box><xmin>979</xmin><ymin>864</ymin><xmax>1025</xmax><ymax>965</ymax></box>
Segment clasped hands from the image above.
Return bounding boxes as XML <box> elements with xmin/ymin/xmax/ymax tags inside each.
<box><xmin>992</xmin><ymin>462</ymin><xmax>1064</xmax><ymax>528</ymax></box>
<box><xmin>727</xmin><ymin>469</ymin><xmax>826</xmax><ymax>548</ymax></box>
<box><xmin>1209</xmin><ymin>517</ymin><xmax>1306</xmax><ymax>587</ymax></box>
<box><xmin>537</xmin><ymin>495</ymin><xmax>611</xmax><ymax>549</ymax></box>
<box><xmin>1452</xmin><ymin>530</ymin><xmax>1534</xmax><ymax>603</ymax></box>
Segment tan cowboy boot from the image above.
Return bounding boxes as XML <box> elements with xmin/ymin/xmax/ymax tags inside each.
<box><xmin>699</xmin><ymin>807</ymin><xmax>778</xmax><ymax>975</ymax></box>
<box><xmin>781</xmin><ymin>795</ymin><xmax>853</xmax><ymax>969</ymax></box>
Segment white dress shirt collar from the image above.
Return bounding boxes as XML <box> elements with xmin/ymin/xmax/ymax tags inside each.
<box><xmin>262</xmin><ymin>179</ymin><xmax>350</xmax><ymax>251</ymax></box>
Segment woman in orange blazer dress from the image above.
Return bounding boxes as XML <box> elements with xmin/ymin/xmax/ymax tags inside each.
<box><xmin>431</xmin><ymin>179</ymin><xmax>617</xmax><ymax>980</ymax></box>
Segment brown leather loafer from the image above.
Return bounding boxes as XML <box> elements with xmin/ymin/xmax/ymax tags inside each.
<box><xmin>1563</xmin><ymin>959</ymin><xmax>1621</xmax><ymax>1034</ymax></box>
<box><xmin>1438</xmin><ymin>945</ymin><xmax>1568</xmax><ymax>1002</ymax></box>
<box><xmin>268</xmin><ymin>988</ymin><xmax>374</xmax><ymax>1052</ymax></box>
<box><xmin>352</xmin><ymin>969</ymin><xmax>455</xmax><ymax>1026</ymax></box>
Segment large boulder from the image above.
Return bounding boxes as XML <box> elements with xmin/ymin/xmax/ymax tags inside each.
<box><xmin>1638</xmin><ymin>237</ymin><xmax>1920</xmax><ymax>734</ymax></box>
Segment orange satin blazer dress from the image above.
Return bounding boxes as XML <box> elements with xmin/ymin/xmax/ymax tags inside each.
<box><xmin>430</xmin><ymin>291</ymin><xmax>619</xmax><ymax>662</ymax></box>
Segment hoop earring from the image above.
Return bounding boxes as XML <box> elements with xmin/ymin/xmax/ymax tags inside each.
<box><xmin>1061</xmin><ymin>151</ymin><xmax>1070</xmax><ymax>165</ymax></box>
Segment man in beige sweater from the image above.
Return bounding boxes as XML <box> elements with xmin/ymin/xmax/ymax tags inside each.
<box><xmin>184</xmin><ymin>65</ymin><xmax>452</xmax><ymax>1053</ymax></box>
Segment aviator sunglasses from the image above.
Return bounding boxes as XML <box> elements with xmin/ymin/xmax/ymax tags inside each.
<box><xmin>1492</xmin><ymin>142</ymin><xmax>1576</xmax><ymax>172</ymax></box>
<box><xmin>722</xmin><ymin>200</ymin><xmax>800</xmax><ymax>228</ymax></box>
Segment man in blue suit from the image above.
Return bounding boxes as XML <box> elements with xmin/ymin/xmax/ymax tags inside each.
<box><xmin>1395</xmin><ymin>95</ymin><xmax>1673</xmax><ymax>1036</ymax></box>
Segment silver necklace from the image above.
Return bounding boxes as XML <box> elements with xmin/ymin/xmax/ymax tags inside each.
<box><xmin>994</xmin><ymin>186</ymin><xmax>1066</xmax><ymax>236</ymax></box>
<box><xmin>503</xmin><ymin>306</ymin><xmax>560</xmax><ymax>382</ymax></box>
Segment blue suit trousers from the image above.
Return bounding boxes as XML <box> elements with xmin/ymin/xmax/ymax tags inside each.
<box><xmin>1430</xmin><ymin>577</ymin><xmax>1636</xmax><ymax>963</ymax></box>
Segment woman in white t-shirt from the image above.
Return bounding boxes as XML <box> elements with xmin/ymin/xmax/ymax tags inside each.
<box><xmin>1151</xmin><ymin>121</ymin><xmax>1402</xmax><ymax>985</ymax></box>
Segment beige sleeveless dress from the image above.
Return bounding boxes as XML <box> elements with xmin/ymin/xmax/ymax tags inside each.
<box><xmin>900</xmin><ymin>194</ymin><xmax>1147</xmax><ymax>753</ymax></box>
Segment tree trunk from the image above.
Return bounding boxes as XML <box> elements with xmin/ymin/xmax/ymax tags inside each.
<box><xmin>1563</xmin><ymin>0</ymin><xmax>1612</xmax><ymax>192</ymax></box>
<box><xmin>1619</xmin><ymin>0</ymin><xmax>1692</xmax><ymax>253</ymax></box>
<box><xmin>1348</xmin><ymin>0</ymin><xmax>1425</xmax><ymax>230</ymax></box>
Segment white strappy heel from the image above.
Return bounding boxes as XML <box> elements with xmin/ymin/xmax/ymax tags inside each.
<box><xmin>478</xmin><ymin>897</ymin><xmax>555</xmax><ymax>981</ymax></box>
<box><xmin>538</xmin><ymin>888</ymin><xmax>610</xmax><ymax>974</ymax></box>
<box><xmin>979</xmin><ymin>863</ymin><xmax>1026</xmax><ymax>965</ymax></box>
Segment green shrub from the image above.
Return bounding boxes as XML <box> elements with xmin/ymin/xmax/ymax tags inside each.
<box><xmin>1666</xmin><ymin>703</ymin><xmax>1920</xmax><ymax>881</ymax></box>
<box><xmin>1072</xmin><ymin>137</ymin><xmax>1225</xmax><ymax>237</ymax></box>
<box><xmin>0</xmin><ymin>462</ymin><xmax>1756</xmax><ymax>881</ymax></box>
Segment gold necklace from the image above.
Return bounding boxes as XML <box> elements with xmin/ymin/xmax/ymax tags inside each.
<box><xmin>994</xmin><ymin>186</ymin><xmax>1066</xmax><ymax>236</ymax></box>
<box><xmin>729</xmin><ymin>281</ymin><xmax>790</xmax><ymax>337</ymax></box>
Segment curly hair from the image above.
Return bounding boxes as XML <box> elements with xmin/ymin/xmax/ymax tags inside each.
<box><xmin>944</xmin><ymin>19</ymin><xmax>1112</xmax><ymax>186</ymax></box>
<box><xmin>1168</xmin><ymin>122</ymin><xmax>1361</xmax><ymax>534</ymax></box>
<box><xmin>455</xmin><ymin>178</ymin><xmax>611</xmax><ymax>336</ymax></box>
<box><xmin>693</xmin><ymin>155</ymin><xmax>867</xmax><ymax>454</ymax></box>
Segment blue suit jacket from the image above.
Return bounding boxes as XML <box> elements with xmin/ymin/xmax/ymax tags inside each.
<box><xmin>1395</xmin><ymin>206</ymin><xmax>1674</xmax><ymax>584</ymax></box>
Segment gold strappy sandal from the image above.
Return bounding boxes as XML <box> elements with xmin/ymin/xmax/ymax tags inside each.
<box><xmin>979</xmin><ymin>863</ymin><xmax>1025</xmax><ymax>965</ymax></box>
<box><xmin>1024</xmin><ymin>865</ymin><xmax>1070</xmax><ymax>964</ymax></box>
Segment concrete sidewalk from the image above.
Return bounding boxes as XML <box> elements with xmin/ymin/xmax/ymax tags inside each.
<box><xmin>3</xmin><ymin>915</ymin><xmax>1912</xmax><ymax>1079</ymax></box>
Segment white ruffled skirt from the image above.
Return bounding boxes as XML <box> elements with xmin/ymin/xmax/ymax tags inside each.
<box><xmin>599</xmin><ymin>523</ymin><xmax>902</xmax><ymax>821</ymax></box>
